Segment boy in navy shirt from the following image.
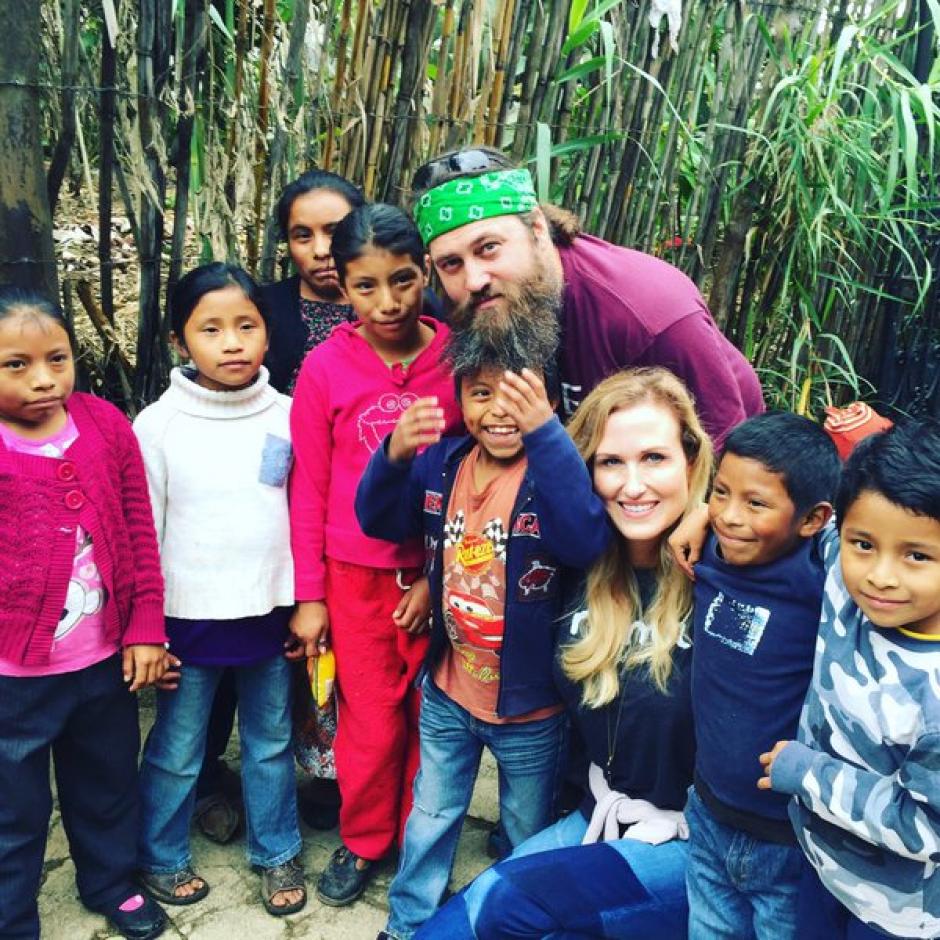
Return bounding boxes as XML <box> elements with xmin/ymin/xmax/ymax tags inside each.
<box><xmin>672</xmin><ymin>412</ymin><xmax>841</xmax><ymax>940</ymax></box>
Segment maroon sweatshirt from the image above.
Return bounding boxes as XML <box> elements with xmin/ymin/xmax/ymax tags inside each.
<box><xmin>557</xmin><ymin>235</ymin><xmax>764</xmax><ymax>446</ymax></box>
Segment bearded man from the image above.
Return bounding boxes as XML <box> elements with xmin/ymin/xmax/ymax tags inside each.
<box><xmin>412</xmin><ymin>147</ymin><xmax>763</xmax><ymax>446</ymax></box>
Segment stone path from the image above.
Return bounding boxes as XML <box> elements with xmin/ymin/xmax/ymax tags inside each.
<box><xmin>39</xmin><ymin>692</ymin><xmax>498</xmax><ymax>939</ymax></box>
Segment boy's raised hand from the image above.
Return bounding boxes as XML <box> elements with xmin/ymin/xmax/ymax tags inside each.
<box><xmin>667</xmin><ymin>503</ymin><xmax>710</xmax><ymax>579</ymax></box>
<box><xmin>123</xmin><ymin>643</ymin><xmax>168</xmax><ymax>692</ymax></box>
<box><xmin>389</xmin><ymin>396</ymin><xmax>446</xmax><ymax>463</ymax></box>
<box><xmin>496</xmin><ymin>368</ymin><xmax>554</xmax><ymax>435</ymax></box>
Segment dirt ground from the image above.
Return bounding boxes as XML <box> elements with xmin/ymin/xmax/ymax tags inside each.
<box><xmin>39</xmin><ymin>690</ymin><xmax>498</xmax><ymax>940</ymax></box>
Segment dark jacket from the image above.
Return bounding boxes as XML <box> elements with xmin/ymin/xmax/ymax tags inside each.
<box><xmin>260</xmin><ymin>276</ymin><xmax>311</xmax><ymax>394</ymax></box>
<box><xmin>355</xmin><ymin>416</ymin><xmax>610</xmax><ymax>718</ymax></box>
<box><xmin>261</xmin><ymin>275</ymin><xmax>447</xmax><ymax>395</ymax></box>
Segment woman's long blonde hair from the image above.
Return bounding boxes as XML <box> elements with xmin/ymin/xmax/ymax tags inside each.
<box><xmin>562</xmin><ymin>368</ymin><xmax>713</xmax><ymax>707</ymax></box>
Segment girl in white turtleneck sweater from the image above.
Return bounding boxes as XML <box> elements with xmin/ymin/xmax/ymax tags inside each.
<box><xmin>133</xmin><ymin>263</ymin><xmax>306</xmax><ymax>918</ymax></box>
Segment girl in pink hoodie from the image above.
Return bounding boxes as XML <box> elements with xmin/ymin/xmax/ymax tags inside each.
<box><xmin>288</xmin><ymin>204</ymin><xmax>461</xmax><ymax>906</ymax></box>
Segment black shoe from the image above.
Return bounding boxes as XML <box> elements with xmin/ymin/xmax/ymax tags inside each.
<box><xmin>485</xmin><ymin>820</ymin><xmax>511</xmax><ymax>861</ymax></box>
<box><xmin>316</xmin><ymin>845</ymin><xmax>373</xmax><ymax>907</ymax></box>
<box><xmin>102</xmin><ymin>894</ymin><xmax>167</xmax><ymax>940</ymax></box>
<box><xmin>298</xmin><ymin>792</ymin><xmax>340</xmax><ymax>831</ymax></box>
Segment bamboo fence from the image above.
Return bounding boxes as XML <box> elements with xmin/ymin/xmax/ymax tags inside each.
<box><xmin>22</xmin><ymin>0</ymin><xmax>940</xmax><ymax>413</ymax></box>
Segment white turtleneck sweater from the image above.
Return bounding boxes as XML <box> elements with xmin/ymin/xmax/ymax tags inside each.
<box><xmin>133</xmin><ymin>366</ymin><xmax>294</xmax><ymax>619</ymax></box>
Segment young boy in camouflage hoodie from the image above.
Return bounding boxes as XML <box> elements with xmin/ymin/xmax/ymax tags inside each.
<box><xmin>761</xmin><ymin>420</ymin><xmax>940</xmax><ymax>939</ymax></box>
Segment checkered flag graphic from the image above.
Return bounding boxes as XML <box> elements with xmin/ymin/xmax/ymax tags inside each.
<box><xmin>444</xmin><ymin>510</ymin><xmax>465</xmax><ymax>547</ymax></box>
<box><xmin>481</xmin><ymin>518</ymin><xmax>508</xmax><ymax>560</ymax></box>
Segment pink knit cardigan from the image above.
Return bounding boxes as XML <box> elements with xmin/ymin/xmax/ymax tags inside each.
<box><xmin>0</xmin><ymin>392</ymin><xmax>166</xmax><ymax>666</ymax></box>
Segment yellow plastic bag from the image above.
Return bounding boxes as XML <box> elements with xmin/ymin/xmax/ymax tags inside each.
<box><xmin>307</xmin><ymin>649</ymin><xmax>336</xmax><ymax>708</ymax></box>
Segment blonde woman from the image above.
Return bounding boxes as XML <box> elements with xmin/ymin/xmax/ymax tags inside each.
<box><xmin>415</xmin><ymin>368</ymin><xmax>713</xmax><ymax>940</ymax></box>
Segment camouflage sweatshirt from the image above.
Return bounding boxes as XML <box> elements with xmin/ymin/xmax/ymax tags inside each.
<box><xmin>770</xmin><ymin>544</ymin><xmax>940</xmax><ymax>938</ymax></box>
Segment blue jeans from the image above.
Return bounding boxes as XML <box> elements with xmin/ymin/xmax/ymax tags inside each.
<box><xmin>685</xmin><ymin>786</ymin><xmax>802</xmax><ymax>940</ymax></box>
<box><xmin>418</xmin><ymin>808</ymin><xmax>689</xmax><ymax>939</ymax></box>
<box><xmin>386</xmin><ymin>679</ymin><xmax>566</xmax><ymax>939</ymax></box>
<box><xmin>138</xmin><ymin>654</ymin><xmax>300</xmax><ymax>872</ymax></box>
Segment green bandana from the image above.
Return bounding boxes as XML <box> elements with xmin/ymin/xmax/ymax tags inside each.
<box><xmin>414</xmin><ymin>169</ymin><xmax>538</xmax><ymax>243</ymax></box>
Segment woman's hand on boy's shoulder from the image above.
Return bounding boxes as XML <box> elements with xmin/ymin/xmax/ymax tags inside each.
<box><xmin>496</xmin><ymin>369</ymin><xmax>555</xmax><ymax>436</ymax></box>
<box><xmin>389</xmin><ymin>397</ymin><xmax>446</xmax><ymax>463</ymax></box>
<box><xmin>122</xmin><ymin>643</ymin><xmax>168</xmax><ymax>692</ymax></box>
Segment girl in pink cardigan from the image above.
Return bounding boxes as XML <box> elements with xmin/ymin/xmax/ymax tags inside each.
<box><xmin>289</xmin><ymin>204</ymin><xmax>461</xmax><ymax>906</ymax></box>
<box><xmin>0</xmin><ymin>287</ymin><xmax>168</xmax><ymax>940</ymax></box>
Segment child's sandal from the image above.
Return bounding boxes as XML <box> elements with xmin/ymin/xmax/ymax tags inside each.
<box><xmin>260</xmin><ymin>857</ymin><xmax>307</xmax><ymax>916</ymax></box>
<box><xmin>138</xmin><ymin>867</ymin><xmax>210</xmax><ymax>906</ymax></box>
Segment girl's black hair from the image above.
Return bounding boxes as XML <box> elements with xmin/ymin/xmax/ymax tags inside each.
<box><xmin>330</xmin><ymin>203</ymin><xmax>426</xmax><ymax>282</ymax></box>
<box><xmin>170</xmin><ymin>263</ymin><xmax>268</xmax><ymax>338</ymax></box>
<box><xmin>276</xmin><ymin>169</ymin><xmax>365</xmax><ymax>241</ymax></box>
<box><xmin>0</xmin><ymin>285</ymin><xmax>76</xmax><ymax>349</ymax></box>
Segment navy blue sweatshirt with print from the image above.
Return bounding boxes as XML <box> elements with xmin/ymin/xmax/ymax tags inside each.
<box><xmin>692</xmin><ymin>528</ymin><xmax>835</xmax><ymax>842</ymax></box>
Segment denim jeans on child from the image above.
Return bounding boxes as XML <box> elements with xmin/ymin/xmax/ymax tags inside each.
<box><xmin>138</xmin><ymin>654</ymin><xmax>300</xmax><ymax>873</ymax></box>
<box><xmin>685</xmin><ymin>785</ymin><xmax>802</xmax><ymax>940</ymax></box>
<box><xmin>385</xmin><ymin>677</ymin><xmax>566</xmax><ymax>939</ymax></box>
<box><xmin>0</xmin><ymin>655</ymin><xmax>141</xmax><ymax>938</ymax></box>
<box><xmin>418</xmin><ymin>805</ymin><xmax>689</xmax><ymax>939</ymax></box>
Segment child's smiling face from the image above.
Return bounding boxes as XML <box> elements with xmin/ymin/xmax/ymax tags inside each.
<box><xmin>459</xmin><ymin>365</ymin><xmax>527</xmax><ymax>466</ymax></box>
<box><xmin>708</xmin><ymin>453</ymin><xmax>811</xmax><ymax>567</ymax></box>
<box><xmin>840</xmin><ymin>489</ymin><xmax>940</xmax><ymax>636</ymax></box>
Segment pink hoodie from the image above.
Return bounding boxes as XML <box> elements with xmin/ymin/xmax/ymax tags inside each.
<box><xmin>289</xmin><ymin>317</ymin><xmax>461</xmax><ymax>601</ymax></box>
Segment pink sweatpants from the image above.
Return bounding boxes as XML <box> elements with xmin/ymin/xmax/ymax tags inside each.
<box><xmin>326</xmin><ymin>558</ymin><xmax>428</xmax><ymax>860</ymax></box>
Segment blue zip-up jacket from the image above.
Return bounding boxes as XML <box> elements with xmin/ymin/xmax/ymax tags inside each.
<box><xmin>355</xmin><ymin>416</ymin><xmax>610</xmax><ymax>718</ymax></box>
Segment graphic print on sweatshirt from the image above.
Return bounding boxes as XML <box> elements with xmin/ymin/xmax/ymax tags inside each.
<box><xmin>357</xmin><ymin>392</ymin><xmax>419</xmax><ymax>452</ymax></box>
<box><xmin>56</xmin><ymin>529</ymin><xmax>106</xmax><ymax>644</ymax></box>
<box><xmin>702</xmin><ymin>590</ymin><xmax>770</xmax><ymax>656</ymax></box>
<box><xmin>438</xmin><ymin>448</ymin><xmax>528</xmax><ymax>704</ymax></box>
<box><xmin>443</xmin><ymin>507</ymin><xmax>508</xmax><ymax>683</ymax></box>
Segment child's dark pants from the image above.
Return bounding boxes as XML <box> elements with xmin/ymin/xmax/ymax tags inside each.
<box><xmin>0</xmin><ymin>654</ymin><xmax>140</xmax><ymax>939</ymax></box>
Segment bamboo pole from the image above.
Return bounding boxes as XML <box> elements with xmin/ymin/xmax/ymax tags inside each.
<box><xmin>485</xmin><ymin>0</ymin><xmax>517</xmax><ymax>147</ymax></box>
<box><xmin>324</xmin><ymin>0</ymin><xmax>354</xmax><ymax>170</ymax></box>
<box><xmin>97</xmin><ymin>26</ymin><xmax>116</xmax><ymax>324</ymax></box>
<box><xmin>168</xmin><ymin>0</ymin><xmax>208</xmax><ymax>298</ymax></box>
<box><xmin>47</xmin><ymin>0</ymin><xmax>81</xmax><ymax>213</ymax></box>
<box><xmin>247</xmin><ymin>0</ymin><xmax>275</xmax><ymax>274</ymax></box>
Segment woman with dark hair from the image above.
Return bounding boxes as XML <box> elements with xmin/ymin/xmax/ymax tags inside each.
<box><xmin>262</xmin><ymin>169</ymin><xmax>366</xmax><ymax>394</ymax></box>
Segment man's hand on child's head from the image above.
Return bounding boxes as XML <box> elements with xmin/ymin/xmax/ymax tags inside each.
<box><xmin>667</xmin><ymin>503</ymin><xmax>710</xmax><ymax>579</ymax></box>
<box><xmin>757</xmin><ymin>740</ymin><xmax>791</xmax><ymax>790</ymax></box>
<box><xmin>496</xmin><ymin>368</ymin><xmax>554</xmax><ymax>435</ymax></box>
<box><xmin>389</xmin><ymin>396</ymin><xmax>445</xmax><ymax>463</ymax></box>
<box><xmin>393</xmin><ymin>575</ymin><xmax>432</xmax><ymax>634</ymax></box>
<box><xmin>123</xmin><ymin>643</ymin><xmax>168</xmax><ymax>692</ymax></box>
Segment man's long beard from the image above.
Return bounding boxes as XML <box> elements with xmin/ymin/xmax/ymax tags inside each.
<box><xmin>447</xmin><ymin>260</ymin><xmax>562</xmax><ymax>375</ymax></box>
